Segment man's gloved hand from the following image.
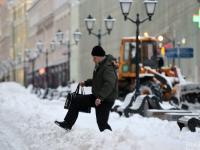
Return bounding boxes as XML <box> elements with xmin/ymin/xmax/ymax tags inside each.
<box><xmin>79</xmin><ymin>81</ymin><xmax>85</xmax><ymax>87</ymax></box>
<box><xmin>95</xmin><ymin>98</ymin><xmax>102</xmax><ymax>106</ymax></box>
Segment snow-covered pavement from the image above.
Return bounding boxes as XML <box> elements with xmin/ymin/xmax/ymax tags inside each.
<box><xmin>0</xmin><ymin>82</ymin><xmax>200</xmax><ymax>150</ymax></box>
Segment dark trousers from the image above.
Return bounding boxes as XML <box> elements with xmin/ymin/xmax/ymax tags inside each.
<box><xmin>64</xmin><ymin>94</ymin><xmax>114</xmax><ymax>132</ymax></box>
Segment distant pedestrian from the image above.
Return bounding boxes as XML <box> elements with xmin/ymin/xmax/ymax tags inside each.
<box><xmin>56</xmin><ymin>45</ymin><xmax>118</xmax><ymax>132</ymax></box>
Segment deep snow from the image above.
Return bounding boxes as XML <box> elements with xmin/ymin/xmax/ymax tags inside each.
<box><xmin>0</xmin><ymin>82</ymin><xmax>200</xmax><ymax>150</ymax></box>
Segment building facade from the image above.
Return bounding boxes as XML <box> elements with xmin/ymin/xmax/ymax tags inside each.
<box><xmin>0</xmin><ymin>0</ymin><xmax>33</xmax><ymax>83</ymax></box>
<box><xmin>27</xmin><ymin>0</ymin><xmax>80</xmax><ymax>88</ymax></box>
<box><xmin>12</xmin><ymin>0</ymin><xmax>33</xmax><ymax>84</ymax></box>
<box><xmin>1</xmin><ymin>0</ymin><xmax>200</xmax><ymax>87</ymax></box>
<box><xmin>0</xmin><ymin>0</ymin><xmax>81</xmax><ymax>87</ymax></box>
<box><xmin>0</xmin><ymin>0</ymin><xmax>12</xmax><ymax>81</ymax></box>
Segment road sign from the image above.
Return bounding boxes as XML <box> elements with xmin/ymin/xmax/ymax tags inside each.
<box><xmin>165</xmin><ymin>48</ymin><xmax>193</xmax><ymax>58</ymax></box>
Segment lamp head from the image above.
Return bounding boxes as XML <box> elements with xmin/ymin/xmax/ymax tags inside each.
<box><xmin>143</xmin><ymin>0</ymin><xmax>158</xmax><ymax>20</ymax></box>
<box><xmin>84</xmin><ymin>14</ymin><xmax>96</xmax><ymax>34</ymax></box>
<box><xmin>119</xmin><ymin>0</ymin><xmax>133</xmax><ymax>20</ymax></box>
<box><xmin>104</xmin><ymin>15</ymin><xmax>116</xmax><ymax>34</ymax></box>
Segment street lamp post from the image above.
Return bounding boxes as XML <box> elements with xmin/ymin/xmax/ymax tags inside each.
<box><xmin>36</xmin><ymin>40</ymin><xmax>56</xmax><ymax>88</ymax></box>
<box><xmin>10</xmin><ymin>60</ymin><xmax>15</xmax><ymax>81</ymax></box>
<box><xmin>119</xmin><ymin>0</ymin><xmax>158</xmax><ymax>100</ymax></box>
<box><xmin>4</xmin><ymin>60</ymin><xmax>16</xmax><ymax>81</ymax></box>
<box><xmin>0</xmin><ymin>62</ymin><xmax>9</xmax><ymax>81</ymax></box>
<box><xmin>56</xmin><ymin>29</ymin><xmax>81</xmax><ymax>82</ymax></box>
<box><xmin>23</xmin><ymin>49</ymin><xmax>29</xmax><ymax>87</ymax></box>
<box><xmin>28</xmin><ymin>50</ymin><xmax>39</xmax><ymax>87</ymax></box>
<box><xmin>177</xmin><ymin>41</ymin><xmax>181</xmax><ymax>68</ymax></box>
<box><xmin>36</xmin><ymin>40</ymin><xmax>56</xmax><ymax>97</ymax></box>
<box><xmin>177</xmin><ymin>38</ymin><xmax>186</xmax><ymax>69</ymax></box>
<box><xmin>0</xmin><ymin>67</ymin><xmax>4</xmax><ymax>81</ymax></box>
<box><xmin>84</xmin><ymin>14</ymin><xmax>116</xmax><ymax>46</ymax></box>
<box><xmin>158</xmin><ymin>35</ymin><xmax>186</xmax><ymax>68</ymax></box>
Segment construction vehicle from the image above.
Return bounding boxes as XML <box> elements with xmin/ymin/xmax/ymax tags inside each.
<box><xmin>118</xmin><ymin>36</ymin><xmax>175</xmax><ymax>100</ymax></box>
<box><xmin>114</xmin><ymin>36</ymin><xmax>200</xmax><ymax>116</ymax></box>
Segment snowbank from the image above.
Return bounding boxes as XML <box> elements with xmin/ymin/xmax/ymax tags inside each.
<box><xmin>0</xmin><ymin>82</ymin><xmax>200</xmax><ymax>150</ymax></box>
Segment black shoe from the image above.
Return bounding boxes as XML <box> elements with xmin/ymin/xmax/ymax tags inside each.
<box><xmin>177</xmin><ymin>121</ymin><xmax>185</xmax><ymax>131</ymax></box>
<box><xmin>188</xmin><ymin>118</ymin><xmax>199</xmax><ymax>132</ymax></box>
<box><xmin>54</xmin><ymin>120</ymin><xmax>71</xmax><ymax>131</ymax></box>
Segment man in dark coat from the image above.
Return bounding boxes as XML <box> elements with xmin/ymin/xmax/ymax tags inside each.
<box><xmin>56</xmin><ymin>45</ymin><xmax>118</xmax><ymax>132</ymax></box>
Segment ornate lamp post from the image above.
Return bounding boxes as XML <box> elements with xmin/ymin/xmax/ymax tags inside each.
<box><xmin>84</xmin><ymin>14</ymin><xmax>116</xmax><ymax>46</ymax></box>
<box><xmin>0</xmin><ymin>61</ymin><xmax>10</xmax><ymax>81</ymax></box>
<box><xmin>158</xmin><ymin>35</ymin><xmax>186</xmax><ymax>68</ymax></box>
<box><xmin>177</xmin><ymin>38</ymin><xmax>186</xmax><ymax>69</ymax></box>
<box><xmin>27</xmin><ymin>49</ymin><xmax>39</xmax><ymax>87</ymax></box>
<box><xmin>36</xmin><ymin>40</ymin><xmax>56</xmax><ymax>98</ymax></box>
<box><xmin>56</xmin><ymin>29</ymin><xmax>81</xmax><ymax>82</ymax></box>
<box><xmin>24</xmin><ymin>49</ymin><xmax>29</xmax><ymax>86</ymax></box>
<box><xmin>119</xmin><ymin>0</ymin><xmax>158</xmax><ymax>100</ymax></box>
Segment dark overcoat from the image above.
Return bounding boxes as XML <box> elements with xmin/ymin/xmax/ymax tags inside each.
<box><xmin>85</xmin><ymin>54</ymin><xmax>118</xmax><ymax>102</ymax></box>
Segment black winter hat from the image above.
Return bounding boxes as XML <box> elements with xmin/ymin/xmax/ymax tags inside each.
<box><xmin>91</xmin><ymin>46</ymin><xmax>105</xmax><ymax>56</ymax></box>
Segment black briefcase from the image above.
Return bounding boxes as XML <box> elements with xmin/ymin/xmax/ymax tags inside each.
<box><xmin>64</xmin><ymin>84</ymin><xmax>91</xmax><ymax>113</ymax></box>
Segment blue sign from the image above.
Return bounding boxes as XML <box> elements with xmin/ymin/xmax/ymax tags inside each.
<box><xmin>165</xmin><ymin>48</ymin><xmax>193</xmax><ymax>58</ymax></box>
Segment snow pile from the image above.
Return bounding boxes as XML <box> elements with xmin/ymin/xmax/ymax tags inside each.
<box><xmin>0</xmin><ymin>82</ymin><xmax>200</xmax><ymax>150</ymax></box>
